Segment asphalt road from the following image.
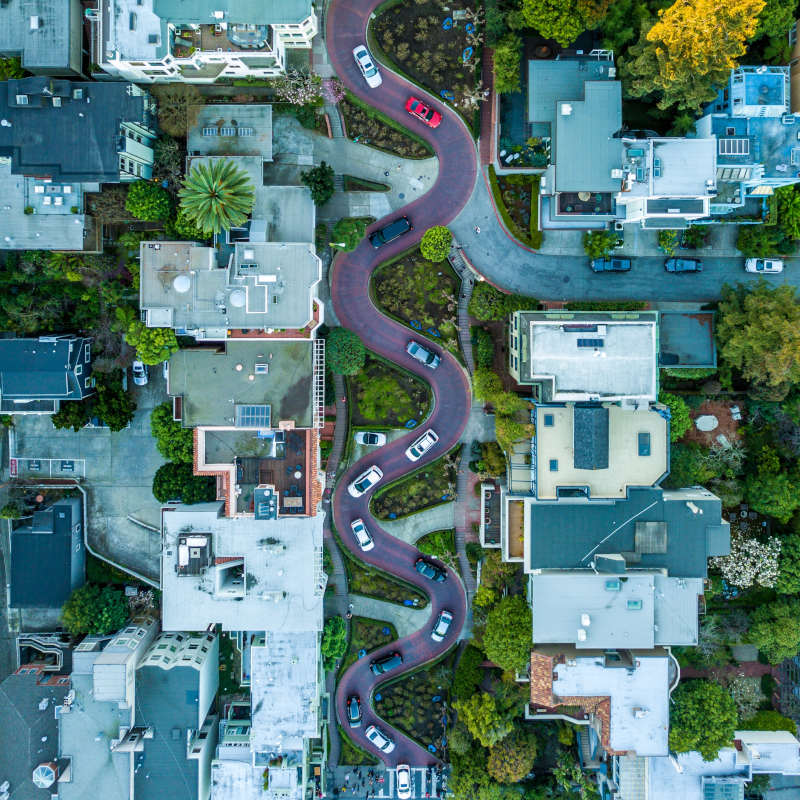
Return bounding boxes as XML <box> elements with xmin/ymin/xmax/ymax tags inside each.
<box><xmin>327</xmin><ymin>0</ymin><xmax>478</xmax><ymax>767</ymax></box>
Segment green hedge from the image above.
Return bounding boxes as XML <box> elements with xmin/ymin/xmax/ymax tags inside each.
<box><xmin>488</xmin><ymin>165</ymin><xmax>543</xmax><ymax>249</ymax></box>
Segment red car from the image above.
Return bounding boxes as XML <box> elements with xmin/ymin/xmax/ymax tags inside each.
<box><xmin>405</xmin><ymin>96</ymin><xmax>442</xmax><ymax>128</ymax></box>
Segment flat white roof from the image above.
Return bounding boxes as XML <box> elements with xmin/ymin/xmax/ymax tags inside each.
<box><xmin>211</xmin><ymin>760</ymin><xmax>302</xmax><ymax>800</ymax></box>
<box><xmin>647</xmin><ymin>749</ymin><xmax>745</xmax><ymax>800</ymax></box>
<box><xmin>554</xmin><ymin>655</ymin><xmax>669</xmax><ymax>756</ymax></box>
<box><xmin>161</xmin><ymin>504</ymin><xmax>324</xmax><ymax>633</ymax></box>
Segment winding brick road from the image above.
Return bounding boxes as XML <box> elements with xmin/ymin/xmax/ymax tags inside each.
<box><xmin>327</xmin><ymin>0</ymin><xmax>478</xmax><ymax>768</ymax></box>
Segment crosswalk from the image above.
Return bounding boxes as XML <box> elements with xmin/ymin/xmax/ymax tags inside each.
<box><xmin>331</xmin><ymin>767</ymin><xmax>444</xmax><ymax>799</ymax></box>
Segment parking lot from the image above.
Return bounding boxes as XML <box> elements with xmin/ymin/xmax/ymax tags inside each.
<box><xmin>9</xmin><ymin>370</ymin><xmax>167</xmax><ymax>583</ymax></box>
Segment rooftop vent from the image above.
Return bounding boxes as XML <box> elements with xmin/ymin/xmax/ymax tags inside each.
<box><xmin>254</xmin><ymin>363</ymin><xmax>269</xmax><ymax>375</ymax></box>
<box><xmin>173</xmin><ymin>274</ymin><xmax>191</xmax><ymax>294</ymax></box>
<box><xmin>580</xmin><ymin>613</ymin><xmax>591</xmax><ymax>627</ymax></box>
<box><xmin>577</xmin><ymin>628</ymin><xmax>587</xmax><ymax>642</ymax></box>
<box><xmin>560</xmin><ymin>103</ymin><xmax>573</xmax><ymax>116</ymax></box>
<box><xmin>29</xmin><ymin>15</ymin><xmax>40</xmax><ymax>29</ymax></box>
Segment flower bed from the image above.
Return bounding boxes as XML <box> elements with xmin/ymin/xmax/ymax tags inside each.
<box><xmin>372</xmin><ymin>250</ymin><xmax>461</xmax><ymax>356</ymax></box>
<box><xmin>488</xmin><ymin>167</ymin><xmax>542</xmax><ymax>249</ymax></box>
<box><xmin>340</xmin><ymin>615</ymin><xmax>400</xmax><ymax>674</ymax></box>
<box><xmin>343</xmin><ymin>553</ymin><xmax>428</xmax><ymax>609</ymax></box>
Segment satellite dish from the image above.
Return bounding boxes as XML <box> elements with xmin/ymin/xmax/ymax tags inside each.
<box><xmin>229</xmin><ymin>289</ymin><xmax>246</xmax><ymax>308</ymax></box>
<box><xmin>173</xmin><ymin>274</ymin><xmax>191</xmax><ymax>294</ymax></box>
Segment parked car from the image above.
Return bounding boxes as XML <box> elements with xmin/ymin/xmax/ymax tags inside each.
<box><xmin>347</xmin><ymin>465</ymin><xmax>384</xmax><ymax>498</ymax></box>
<box><xmin>162</xmin><ymin>360</ymin><xmax>169</xmax><ymax>382</ymax></box>
<box><xmin>415</xmin><ymin>557</ymin><xmax>446</xmax><ymax>582</ymax></box>
<box><xmin>352</xmin><ymin>45</ymin><xmax>382</xmax><ymax>88</ymax></box>
<box><xmin>406</xmin><ymin>340</ymin><xmax>440</xmax><ymax>369</ymax></box>
<box><xmin>350</xmin><ymin>518</ymin><xmax>374</xmax><ymax>552</ymax></box>
<box><xmin>405</xmin><ymin>96</ymin><xmax>442</xmax><ymax>128</ymax></box>
<box><xmin>396</xmin><ymin>765</ymin><xmax>412</xmax><ymax>800</ymax></box>
<box><xmin>368</xmin><ymin>216</ymin><xmax>413</xmax><ymax>248</ymax></box>
<box><xmin>664</xmin><ymin>257</ymin><xmax>702</xmax><ymax>273</ymax></box>
<box><xmin>370</xmin><ymin>652</ymin><xmax>403</xmax><ymax>675</ymax></box>
<box><xmin>132</xmin><ymin>360</ymin><xmax>149</xmax><ymax>386</ymax></box>
<box><xmin>354</xmin><ymin>431</ymin><xmax>387</xmax><ymax>447</ymax></box>
<box><xmin>405</xmin><ymin>429</ymin><xmax>439</xmax><ymax>461</ymax></box>
<box><xmin>346</xmin><ymin>695</ymin><xmax>362</xmax><ymax>728</ymax></box>
<box><xmin>590</xmin><ymin>257</ymin><xmax>631</xmax><ymax>272</ymax></box>
<box><xmin>431</xmin><ymin>609</ymin><xmax>454</xmax><ymax>642</ymax></box>
<box><xmin>745</xmin><ymin>258</ymin><xmax>783</xmax><ymax>274</ymax></box>
<box><xmin>365</xmin><ymin>724</ymin><xmax>395</xmax><ymax>753</ymax></box>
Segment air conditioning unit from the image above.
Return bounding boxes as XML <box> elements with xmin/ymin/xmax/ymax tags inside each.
<box><xmin>254</xmin><ymin>363</ymin><xmax>269</xmax><ymax>375</ymax></box>
<box><xmin>29</xmin><ymin>15</ymin><xmax>40</xmax><ymax>29</ymax></box>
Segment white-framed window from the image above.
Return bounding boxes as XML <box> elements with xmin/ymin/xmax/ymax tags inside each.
<box><xmin>75</xmin><ymin>364</ymin><xmax>82</xmax><ymax>376</ymax></box>
<box><xmin>85</xmin><ymin>343</ymin><xmax>91</xmax><ymax>363</ymax></box>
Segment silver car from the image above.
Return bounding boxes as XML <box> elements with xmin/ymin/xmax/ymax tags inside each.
<box><xmin>431</xmin><ymin>609</ymin><xmax>454</xmax><ymax>642</ymax></box>
<box><xmin>352</xmin><ymin>45</ymin><xmax>382</xmax><ymax>88</ymax></box>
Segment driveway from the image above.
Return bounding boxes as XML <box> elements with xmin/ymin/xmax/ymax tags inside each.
<box><xmin>10</xmin><ymin>373</ymin><xmax>166</xmax><ymax>582</ymax></box>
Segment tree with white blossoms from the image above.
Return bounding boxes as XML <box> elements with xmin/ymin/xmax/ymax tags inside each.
<box><xmin>271</xmin><ymin>70</ymin><xmax>322</xmax><ymax>105</ymax></box>
<box><xmin>322</xmin><ymin>78</ymin><xmax>346</xmax><ymax>105</ymax></box>
<box><xmin>710</xmin><ymin>530</ymin><xmax>781</xmax><ymax>589</ymax></box>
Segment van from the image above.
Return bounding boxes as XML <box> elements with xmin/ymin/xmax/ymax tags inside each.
<box><xmin>368</xmin><ymin>216</ymin><xmax>413</xmax><ymax>248</ymax></box>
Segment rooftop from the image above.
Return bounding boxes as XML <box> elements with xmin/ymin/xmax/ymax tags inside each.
<box><xmin>622</xmin><ymin>138</ymin><xmax>716</xmax><ymax>200</ymax></box>
<box><xmin>160</xmin><ymin>503</ymin><xmax>324</xmax><ymax>633</ymax></box>
<box><xmin>250</xmin><ymin>630</ymin><xmax>320</xmax><ymax>753</ymax></box>
<box><xmin>522</xmin><ymin>486</ymin><xmax>730</xmax><ymax>577</ymax></box>
<box><xmin>102</xmin><ymin>0</ymin><xmax>168</xmax><ymax>63</ymax></box>
<box><xmin>533</xmin><ymin>404</ymin><xmax>668</xmax><ymax>500</ymax></box>
<box><xmin>188</xmin><ymin>106</ymin><xmax>273</xmax><ymax>161</ymax></box>
<box><xmin>516</xmin><ymin>311</ymin><xmax>659</xmax><ymax>401</ymax></box>
<box><xmin>154</xmin><ymin>0</ymin><xmax>313</xmax><ymax>25</ymax></box>
<box><xmin>659</xmin><ymin>311</ymin><xmax>717</xmax><ymax>368</ymax></box>
<box><xmin>168</xmin><ymin>340</ymin><xmax>315</xmax><ymax>429</ymax></box>
<box><xmin>0</xmin><ymin>0</ymin><xmax>79</xmax><ymax>73</ymax></box>
<box><xmin>212</xmin><ymin>760</ymin><xmax>302</xmax><ymax>800</ymax></box>
<box><xmin>0</xmin><ymin>336</ymin><xmax>86</xmax><ymax>401</ymax></box>
<box><xmin>531</xmin><ymin>573</ymin><xmax>702</xmax><ymax>648</ymax></box>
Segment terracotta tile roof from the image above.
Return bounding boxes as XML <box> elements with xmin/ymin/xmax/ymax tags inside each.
<box><xmin>530</xmin><ymin>652</ymin><xmax>555</xmax><ymax>706</ymax></box>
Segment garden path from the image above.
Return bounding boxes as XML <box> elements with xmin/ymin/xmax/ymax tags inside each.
<box><xmin>349</xmin><ymin>595</ymin><xmax>432</xmax><ymax>638</ymax></box>
<box><xmin>377</xmin><ymin>503</ymin><xmax>456</xmax><ymax>544</ymax></box>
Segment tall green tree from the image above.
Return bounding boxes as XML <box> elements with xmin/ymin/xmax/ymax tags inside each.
<box><xmin>150</xmin><ymin>402</ymin><xmax>194</xmax><ymax>463</ymax></box>
<box><xmin>777</xmin><ymin>186</ymin><xmax>800</xmax><ymax>240</ymax></box>
<box><xmin>321</xmin><ymin>616</ymin><xmax>347</xmax><ymax>670</ymax></box>
<box><xmin>326</xmin><ymin>328</ymin><xmax>365</xmax><ymax>375</ymax></box>
<box><xmin>420</xmin><ymin>226</ymin><xmax>453</xmax><ymax>262</ymax></box>
<box><xmin>582</xmin><ymin>230</ymin><xmax>618</xmax><ymax>258</ymax></box>
<box><xmin>736</xmin><ymin>224</ymin><xmax>794</xmax><ymax>258</ymax></box>
<box><xmin>669</xmin><ymin>680</ymin><xmax>737</xmax><ymax>761</ymax></box>
<box><xmin>301</xmin><ymin>161</ymin><xmax>336</xmax><ymax>206</ymax></box>
<box><xmin>152</xmin><ymin>463</ymin><xmax>217</xmax><ymax>504</ymax></box>
<box><xmin>453</xmin><ymin>692</ymin><xmax>514</xmax><ymax>748</ymax></box>
<box><xmin>453</xmin><ymin>644</ymin><xmax>485</xmax><ymax>700</ymax></box>
<box><xmin>755</xmin><ymin>0</ymin><xmax>796</xmax><ymax>38</ymax></box>
<box><xmin>747</xmin><ymin>598</ymin><xmax>800</xmax><ymax>663</ymax></box>
<box><xmin>125</xmin><ymin>322</ymin><xmax>179</xmax><ymax>365</ymax></box>
<box><xmin>716</xmin><ymin>282</ymin><xmax>800</xmax><ymax>400</ymax></box>
<box><xmin>623</xmin><ymin>0</ymin><xmax>764</xmax><ymax>112</ymax></box>
<box><xmin>745</xmin><ymin>472</ymin><xmax>800</xmax><ymax>523</ymax></box>
<box><xmin>94</xmin><ymin>374</ymin><xmax>137</xmax><ymax>432</ymax></box>
<box><xmin>483</xmin><ymin>595</ymin><xmax>532</xmax><ymax>672</ymax></box>
<box><xmin>487</xmin><ymin>728</ymin><xmax>538</xmax><ymax>783</ymax></box>
<box><xmin>179</xmin><ymin>159</ymin><xmax>255</xmax><ymax>235</ymax></box>
<box><xmin>493</xmin><ymin>34</ymin><xmax>522</xmax><ymax>94</ymax></box>
<box><xmin>61</xmin><ymin>584</ymin><xmax>129</xmax><ymax>636</ymax></box>
<box><xmin>520</xmin><ymin>0</ymin><xmax>609</xmax><ymax>46</ymax></box>
<box><xmin>777</xmin><ymin>533</ymin><xmax>800</xmax><ymax>594</ymax></box>
<box><xmin>125</xmin><ymin>180</ymin><xmax>172</xmax><ymax>222</ymax></box>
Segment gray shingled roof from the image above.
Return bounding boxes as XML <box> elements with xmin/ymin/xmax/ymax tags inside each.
<box><xmin>0</xmin><ymin>338</ymin><xmax>87</xmax><ymax>401</ymax></box>
<box><xmin>573</xmin><ymin>405</ymin><xmax>609</xmax><ymax>470</ymax></box>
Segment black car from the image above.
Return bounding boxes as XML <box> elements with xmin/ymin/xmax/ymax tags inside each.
<box><xmin>415</xmin><ymin>558</ymin><xmax>446</xmax><ymax>582</ymax></box>
<box><xmin>369</xmin><ymin>652</ymin><xmax>403</xmax><ymax>675</ymax></box>
<box><xmin>368</xmin><ymin>216</ymin><xmax>413</xmax><ymax>248</ymax></box>
<box><xmin>590</xmin><ymin>257</ymin><xmax>631</xmax><ymax>272</ymax></box>
<box><xmin>346</xmin><ymin>695</ymin><xmax>362</xmax><ymax>728</ymax></box>
<box><xmin>664</xmin><ymin>257</ymin><xmax>702</xmax><ymax>273</ymax></box>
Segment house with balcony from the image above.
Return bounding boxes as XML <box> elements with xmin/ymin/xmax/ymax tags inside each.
<box><xmin>93</xmin><ymin>0</ymin><xmax>317</xmax><ymax>84</ymax></box>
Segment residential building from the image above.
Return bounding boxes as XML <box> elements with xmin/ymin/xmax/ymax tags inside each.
<box><xmin>0</xmin><ymin>0</ymin><xmax>84</xmax><ymax>77</ymax></box>
<box><xmin>9</xmin><ymin>496</ymin><xmax>85</xmax><ymax>610</ymax></box>
<box><xmin>92</xmin><ymin>0</ymin><xmax>317</xmax><ymax>84</ymax></box>
<box><xmin>0</xmin><ymin>335</ymin><xmax>94</xmax><ymax>414</ymax></box>
<box><xmin>0</xmin><ymin>77</ymin><xmax>157</xmax><ymax>251</ymax></box>
<box><xmin>697</xmin><ymin>66</ymin><xmax>800</xmax><ymax>218</ymax></box>
<box><xmin>614</xmin><ymin>731</ymin><xmax>800</xmax><ymax>800</ymax></box>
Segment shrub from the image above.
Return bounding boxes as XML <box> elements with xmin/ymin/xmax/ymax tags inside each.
<box><xmin>125</xmin><ymin>180</ymin><xmax>172</xmax><ymax>222</ymax></box>
<box><xmin>487</xmin><ymin>728</ymin><xmax>537</xmax><ymax>783</ymax></box>
<box><xmin>659</xmin><ymin>391</ymin><xmax>692</xmax><ymax>441</ymax></box>
<box><xmin>658</xmin><ymin>229</ymin><xmax>679</xmax><ymax>255</ymax></box>
<box><xmin>331</xmin><ymin>217</ymin><xmax>370</xmax><ymax>251</ymax></box>
<box><xmin>453</xmin><ymin>644</ymin><xmax>485</xmax><ymax>699</ymax></box>
<box><xmin>468</xmin><ymin>283</ymin><xmax>537</xmax><ymax>321</ymax></box>
<box><xmin>23</xmin><ymin>206</ymin><xmax>33</xmax><ymax>215</ymax></box>
<box><xmin>419</xmin><ymin>226</ymin><xmax>452</xmax><ymax>262</ymax></box>
<box><xmin>152</xmin><ymin>462</ymin><xmax>216</xmax><ymax>504</ymax></box>
<box><xmin>326</xmin><ymin>328</ymin><xmax>365</xmax><ymax>375</ymax></box>
<box><xmin>301</xmin><ymin>161</ymin><xmax>335</xmax><ymax>206</ymax></box>
<box><xmin>582</xmin><ymin>229</ymin><xmax>618</xmax><ymax>258</ymax></box>
<box><xmin>61</xmin><ymin>583</ymin><xmax>129</xmax><ymax>636</ymax></box>
<box><xmin>125</xmin><ymin>322</ymin><xmax>179</xmax><ymax>365</ymax></box>
<box><xmin>742</xmin><ymin>710</ymin><xmax>797</xmax><ymax>733</ymax></box>
<box><xmin>150</xmin><ymin>402</ymin><xmax>194</xmax><ymax>463</ymax></box>
<box><xmin>493</xmin><ymin>33</ymin><xmax>522</xmax><ymax>94</ymax></box>
<box><xmin>321</xmin><ymin>616</ymin><xmax>347</xmax><ymax>670</ymax></box>
<box><xmin>669</xmin><ymin>680</ymin><xmax>738</xmax><ymax>761</ymax></box>
<box><xmin>747</xmin><ymin>598</ymin><xmax>800</xmax><ymax>663</ymax></box>
<box><xmin>483</xmin><ymin>595</ymin><xmax>532</xmax><ymax>672</ymax></box>
<box><xmin>472</xmin><ymin>326</ymin><xmax>495</xmax><ymax>369</ymax></box>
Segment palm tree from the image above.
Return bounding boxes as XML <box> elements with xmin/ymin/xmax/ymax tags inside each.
<box><xmin>178</xmin><ymin>159</ymin><xmax>255</xmax><ymax>235</ymax></box>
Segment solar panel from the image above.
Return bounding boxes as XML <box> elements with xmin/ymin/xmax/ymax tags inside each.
<box><xmin>237</xmin><ymin>127</ymin><xmax>254</xmax><ymax>136</ymax></box>
<box><xmin>235</xmin><ymin>404</ymin><xmax>271</xmax><ymax>428</ymax></box>
<box><xmin>577</xmin><ymin>338</ymin><xmax>604</xmax><ymax>348</ymax></box>
<box><xmin>220</xmin><ymin>126</ymin><xmax>237</xmax><ymax>136</ymax></box>
<box><xmin>202</xmin><ymin>127</ymin><xmax>218</xmax><ymax>137</ymax></box>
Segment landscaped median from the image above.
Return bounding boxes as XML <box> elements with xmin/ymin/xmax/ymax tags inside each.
<box><xmin>487</xmin><ymin>165</ymin><xmax>543</xmax><ymax>249</ymax></box>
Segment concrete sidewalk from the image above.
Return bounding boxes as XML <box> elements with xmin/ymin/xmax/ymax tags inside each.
<box><xmin>378</xmin><ymin>503</ymin><xmax>455</xmax><ymax>545</ymax></box>
<box><xmin>349</xmin><ymin>595</ymin><xmax>432</xmax><ymax>637</ymax></box>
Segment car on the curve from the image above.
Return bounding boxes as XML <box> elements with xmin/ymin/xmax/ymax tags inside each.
<box><xmin>365</xmin><ymin>724</ymin><xmax>395</xmax><ymax>753</ymax></box>
<box><xmin>745</xmin><ymin>257</ymin><xmax>783</xmax><ymax>274</ymax></box>
<box><xmin>369</xmin><ymin>216</ymin><xmax>413</xmax><ymax>249</ymax></box>
<box><xmin>355</xmin><ymin>431</ymin><xmax>387</xmax><ymax>447</ymax></box>
<box><xmin>396</xmin><ymin>764</ymin><xmax>412</xmax><ymax>800</ymax></box>
<box><xmin>664</xmin><ymin>257</ymin><xmax>702</xmax><ymax>273</ymax></box>
<box><xmin>431</xmin><ymin>609</ymin><xmax>454</xmax><ymax>642</ymax></box>
<box><xmin>406</xmin><ymin>339</ymin><xmax>440</xmax><ymax>370</ymax></box>
<box><xmin>590</xmin><ymin>257</ymin><xmax>632</xmax><ymax>272</ymax></box>
<box><xmin>405</xmin><ymin>429</ymin><xmax>439</xmax><ymax>462</ymax></box>
<box><xmin>405</xmin><ymin>96</ymin><xmax>442</xmax><ymax>128</ymax></box>
<box><xmin>370</xmin><ymin>651</ymin><xmax>403</xmax><ymax>675</ymax></box>
<box><xmin>350</xmin><ymin>518</ymin><xmax>374</xmax><ymax>552</ymax></box>
<box><xmin>415</xmin><ymin>557</ymin><xmax>446</xmax><ymax>582</ymax></box>
<box><xmin>346</xmin><ymin>695</ymin><xmax>362</xmax><ymax>728</ymax></box>
<box><xmin>132</xmin><ymin>360</ymin><xmax>149</xmax><ymax>386</ymax></box>
<box><xmin>352</xmin><ymin>45</ymin><xmax>382</xmax><ymax>88</ymax></box>
<box><xmin>347</xmin><ymin>465</ymin><xmax>384</xmax><ymax>498</ymax></box>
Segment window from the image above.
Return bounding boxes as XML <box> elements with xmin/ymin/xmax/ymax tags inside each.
<box><xmin>85</xmin><ymin>343</ymin><xmax>91</xmax><ymax>363</ymax></box>
<box><xmin>543</xmin><ymin>414</ymin><xmax>554</xmax><ymax>427</ymax></box>
<box><xmin>719</xmin><ymin>138</ymin><xmax>749</xmax><ymax>155</ymax></box>
<box><xmin>577</xmin><ymin>338</ymin><xmax>604</xmax><ymax>348</ymax></box>
<box><xmin>75</xmin><ymin>364</ymin><xmax>82</xmax><ymax>376</ymax></box>
<box><xmin>549</xmin><ymin>459</ymin><xmax>558</xmax><ymax>471</ymax></box>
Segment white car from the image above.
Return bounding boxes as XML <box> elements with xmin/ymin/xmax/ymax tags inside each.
<box><xmin>431</xmin><ymin>609</ymin><xmax>454</xmax><ymax>642</ymax></box>
<box><xmin>352</xmin><ymin>45</ymin><xmax>382</xmax><ymax>88</ymax></box>
<box><xmin>347</xmin><ymin>465</ymin><xmax>384</xmax><ymax>498</ymax></box>
<box><xmin>405</xmin><ymin>429</ymin><xmax>439</xmax><ymax>462</ymax></box>
<box><xmin>354</xmin><ymin>431</ymin><xmax>387</xmax><ymax>447</ymax></box>
<box><xmin>365</xmin><ymin>724</ymin><xmax>395</xmax><ymax>753</ymax></box>
<box><xmin>745</xmin><ymin>258</ymin><xmax>783</xmax><ymax>273</ymax></box>
<box><xmin>162</xmin><ymin>360</ymin><xmax>169</xmax><ymax>382</ymax></box>
<box><xmin>132</xmin><ymin>360</ymin><xmax>149</xmax><ymax>386</ymax></box>
<box><xmin>396</xmin><ymin>764</ymin><xmax>412</xmax><ymax>799</ymax></box>
<box><xmin>350</xmin><ymin>518</ymin><xmax>374</xmax><ymax>552</ymax></box>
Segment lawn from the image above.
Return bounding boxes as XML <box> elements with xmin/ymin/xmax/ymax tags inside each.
<box><xmin>343</xmin><ymin>175</ymin><xmax>390</xmax><ymax>192</ymax></box>
<box><xmin>372</xmin><ymin>250</ymin><xmax>461</xmax><ymax>357</ymax></box>
<box><xmin>373</xmin><ymin>656</ymin><xmax>455</xmax><ymax>755</ymax></box>
<box><xmin>340</xmin><ymin>94</ymin><xmax>433</xmax><ymax>159</ymax></box>
<box><xmin>371</xmin><ymin>0</ymin><xmax>481</xmax><ymax>130</ymax></box>
<box><xmin>338</xmin><ymin>725</ymin><xmax>380</xmax><ymax>766</ymax></box>
<box><xmin>350</xmin><ymin>353</ymin><xmax>431</xmax><ymax>428</ymax></box>
<box><xmin>340</xmin><ymin>615</ymin><xmax>400</xmax><ymax>674</ymax></box>
<box><xmin>488</xmin><ymin>167</ymin><xmax>542</xmax><ymax>249</ymax></box>
<box><xmin>416</xmin><ymin>529</ymin><xmax>457</xmax><ymax>570</ymax></box>
<box><xmin>343</xmin><ymin>551</ymin><xmax>428</xmax><ymax>608</ymax></box>
<box><xmin>371</xmin><ymin>447</ymin><xmax>460</xmax><ymax>519</ymax></box>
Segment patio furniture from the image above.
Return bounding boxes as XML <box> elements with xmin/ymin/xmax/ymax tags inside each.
<box><xmin>578</xmin><ymin>191</ymin><xmax>591</xmax><ymax>202</ymax></box>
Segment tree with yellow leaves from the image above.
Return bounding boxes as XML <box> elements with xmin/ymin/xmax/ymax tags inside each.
<box><xmin>623</xmin><ymin>0</ymin><xmax>764</xmax><ymax>111</ymax></box>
